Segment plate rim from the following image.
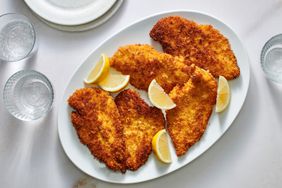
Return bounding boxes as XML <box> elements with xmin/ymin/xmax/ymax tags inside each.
<box><xmin>58</xmin><ymin>9</ymin><xmax>250</xmax><ymax>184</ymax></box>
<box><xmin>24</xmin><ymin>0</ymin><xmax>117</xmax><ymax>26</ymax></box>
<box><xmin>31</xmin><ymin>0</ymin><xmax>124</xmax><ymax>32</ymax></box>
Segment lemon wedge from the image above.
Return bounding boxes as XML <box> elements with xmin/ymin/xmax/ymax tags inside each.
<box><xmin>148</xmin><ymin>79</ymin><xmax>176</xmax><ymax>110</ymax></box>
<box><xmin>98</xmin><ymin>68</ymin><xmax>130</xmax><ymax>92</ymax></box>
<box><xmin>152</xmin><ymin>129</ymin><xmax>172</xmax><ymax>164</ymax></box>
<box><xmin>216</xmin><ymin>76</ymin><xmax>230</xmax><ymax>112</ymax></box>
<box><xmin>84</xmin><ymin>54</ymin><xmax>110</xmax><ymax>84</ymax></box>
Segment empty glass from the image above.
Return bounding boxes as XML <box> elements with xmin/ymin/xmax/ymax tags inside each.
<box><xmin>261</xmin><ymin>34</ymin><xmax>282</xmax><ymax>83</ymax></box>
<box><xmin>0</xmin><ymin>13</ymin><xmax>36</xmax><ymax>62</ymax></box>
<box><xmin>3</xmin><ymin>70</ymin><xmax>54</xmax><ymax>121</ymax></box>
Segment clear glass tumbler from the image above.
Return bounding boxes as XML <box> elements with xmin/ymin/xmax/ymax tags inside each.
<box><xmin>3</xmin><ymin>70</ymin><xmax>54</xmax><ymax>121</ymax></box>
<box><xmin>0</xmin><ymin>13</ymin><xmax>36</xmax><ymax>62</ymax></box>
<box><xmin>261</xmin><ymin>34</ymin><xmax>282</xmax><ymax>83</ymax></box>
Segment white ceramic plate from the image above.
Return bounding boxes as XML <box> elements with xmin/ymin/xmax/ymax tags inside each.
<box><xmin>58</xmin><ymin>10</ymin><xmax>250</xmax><ymax>184</ymax></box>
<box><xmin>33</xmin><ymin>0</ymin><xmax>123</xmax><ymax>32</ymax></box>
<box><xmin>24</xmin><ymin>0</ymin><xmax>117</xmax><ymax>25</ymax></box>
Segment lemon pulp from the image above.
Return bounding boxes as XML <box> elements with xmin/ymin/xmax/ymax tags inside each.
<box><xmin>84</xmin><ymin>54</ymin><xmax>110</xmax><ymax>84</ymax></box>
<box><xmin>152</xmin><ymin>129</ymin><xmax>172</xmax><ymax>164</ymax></box>
<box><xmin>148</xmin><ymin>79</ymin><xmax>176</xmax><ymax>110</ymax></box>
<box><xmin>216</xmin><ymin>76</ymin><xmax>230</xmax><ymax>112</ymax></box>
<box><xmin>98</xmin><ymin>68</ymin><xmax>130</xmax><ymax>92</ymax></box>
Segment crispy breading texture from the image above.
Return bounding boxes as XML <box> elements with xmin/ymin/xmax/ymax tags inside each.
<box><xmin>166</xmin><ymin>65</ymin><xmax>217</xmax><ymax>156</ymax></box>
<box><xmin>150</xmin><ymin>16</ymin><xmax>240</xmax><ymax>80</ymax></box>
<box><xmin>110</xmin><ymin>44</ymin><xmax>193</xmax><ymax>93</ymax></box>
<box><xmin>115</xmin><ymin>89</ymin><xmax>165</xmax><ymax>171</ymax></box>
<box><xmin>68</xmin><ymin>88</ymin><xmax>126</xmax><ymax>172</ymax></box>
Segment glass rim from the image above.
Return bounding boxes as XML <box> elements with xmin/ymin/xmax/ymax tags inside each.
<box><xmin>3</xmin><ymin>70</ymin><xmax>54</xmax><ymax>121</ymax></box>
<box><xmin>260</xmin><ymin>33</ymin><xmax>282</xmax><ymax>63</ymax></box>
<box><xmin>260</xmin><ymin>33</ymin><xmax>282</xmax><ymax>83</ymax></box>
<box><xmin>0</xmin><ymin>13</ymin><xmax>36</xmax><ymax>62</ymax></box>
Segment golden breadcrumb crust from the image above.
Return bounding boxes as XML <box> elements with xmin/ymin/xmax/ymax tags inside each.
<box><xmin>150</xmin><ymin>16</ymin><xmax>240</xmax><ymax>80</ymax></box>
<box><xmin>110</xmin><ymin>44</ymin><xmax>194</xmax><ymax>93</ymax></box>
<box><xmin>67</xmin><ymin>15</ymin><xmax>238</xmax><ymax>168</ymax></box>
<box><xmin>166</xmin><ymin>65</ymin><xmax>217</xmax><ymax>156</ymax></box>
<box><xmin>68</xmin><ymin>88</ymin><xmax>126</xmax><ymax>172</ymax></box>
<box><xmin>115</xmin><ymin>89</ymin><xmax>165</xmax><ymax>171</ymax></box>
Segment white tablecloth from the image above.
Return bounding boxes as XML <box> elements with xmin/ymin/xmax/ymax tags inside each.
<box><xmin>1</xmin><ymin>0</ymin><xmax>282</xmax><ymax>187</ymax></box>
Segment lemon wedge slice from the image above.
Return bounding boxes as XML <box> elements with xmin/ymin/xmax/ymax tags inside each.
<box><xmin>216</xmin><ymin>76</ymin><xmax>231</xmax><ymax>112</ymax></box>
<box><xmin>98</xmin><ymin>68</ymin><xmax>130</xmax><ymax>92</ymax></box>
<box><xmin>84</xmin><ymin>54</ymin><xmax>110</xmax><ymax>84</ymax></box>
<box><xmin>152</xmin><ymin>129</ymin><xmax>172</xmax><ymax>164</ymax></box>
<box><xmin>148</xmin><ymin>79</ymin><xmax>176</xmax><ymax>110</ymax></box>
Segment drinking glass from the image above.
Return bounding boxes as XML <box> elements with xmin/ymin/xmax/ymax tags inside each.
<box><xmin>261</xmin><ymin>34</ymin><xmax>282</xmax><ymax>83</ymax></box>
<box><xmin>3</xmin><ymin>70</ymin><xmax>54</xmax><ymax>121</ymax></box>
<box><xmin>0</xmin><ymin>13</ymin><xmax>36</xmax><ymax>62</ymax></box>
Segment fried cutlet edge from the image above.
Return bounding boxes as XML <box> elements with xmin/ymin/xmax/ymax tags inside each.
<box><xmin>68</xmin><ymin>87</ymin><xmax>127</xmax><ymax>173</ymax></box>
<box><xmin>166</xmin><ymin>65</ymin><xmax>217</xmax><ymax>156</ymax></box>
<box><xmin>149</xmin><ymin>15</ymin><xmax>240</xmax><ymax>80</ymax></box>
<box><xmin>115</xmin><ymin>89</ymin><xmax>165</xmax><ymax>171</ymax></box>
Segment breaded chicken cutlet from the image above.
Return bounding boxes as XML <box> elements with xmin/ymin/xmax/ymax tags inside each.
<box><xmin>115</xmin><ymin>89</ymin><xmax>165</xmax><ymax>171</ymax></box>
<box><xmin>166</xmin><ymin>65</ymin><xmax>217</xmax><ymax>156</ymax></box>
<box><xmin>150</xmin><ymin>16</ymin><xmax>240</xmax><ymax>80</ymax></box>
<box><xmin>110</xmin><ymin>44</ymin><xmax>194</xmax><ymax>93</ymax></box>
<box><xmin>68</xmin><ymin>88</ymin><xmax>126</xmax><ymax>172</ymax></box>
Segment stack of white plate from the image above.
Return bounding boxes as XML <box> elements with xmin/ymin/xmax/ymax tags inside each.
<box><xmin>24</xmin><ymin>0</ymin><xmax>123</xmax><ymax>32</ymax></box>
